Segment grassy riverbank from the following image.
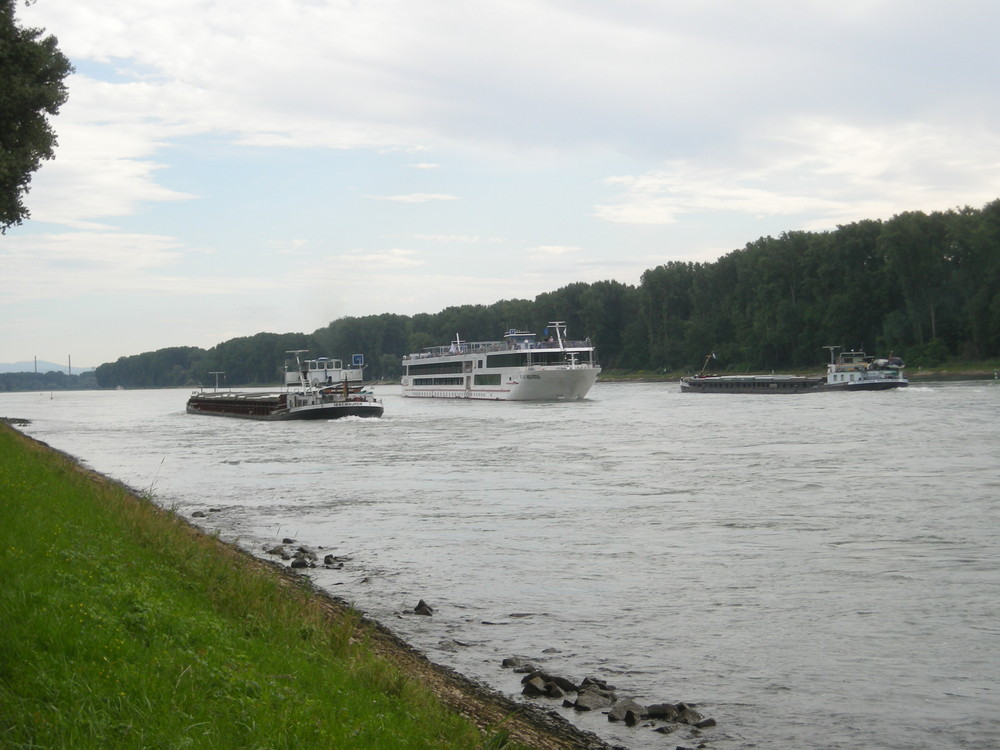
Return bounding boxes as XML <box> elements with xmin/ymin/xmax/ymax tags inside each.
<box><xmin>0</xmin><ymin>424</ymin><xmax>576</xmax><ymax>749</ymax></box>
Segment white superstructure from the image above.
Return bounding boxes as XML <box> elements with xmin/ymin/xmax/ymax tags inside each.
<box><xmin>283</xmin><ymin>353</ymin><xmax>366</xmax><ymax>389</ymax></box>
<box><xmin>401</xmin><ymin>321</ymin><xmax>600</xmax><ymax>400</ymax></box>
<box><xmin>821</xmin><ymin>347</ymin><xmax>908</xmax><ymax>390</ymax></box>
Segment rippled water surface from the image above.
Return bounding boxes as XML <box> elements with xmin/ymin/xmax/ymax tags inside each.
<box><xmin>5</xmin><ymin>381</ymin><xmax>999</xmax><ymax>749</ymax></box>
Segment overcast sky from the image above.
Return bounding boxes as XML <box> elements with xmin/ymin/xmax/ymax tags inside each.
<box><xmin>4</xmin><ymin>0</ymin><xmax>999</xmax><ymax>366</ymax></box>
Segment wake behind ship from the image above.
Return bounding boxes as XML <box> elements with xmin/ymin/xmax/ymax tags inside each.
<box><xmin>401</xmin><ymin>321</ymin><xmax>600</xmax><ymax>400</ymax></box>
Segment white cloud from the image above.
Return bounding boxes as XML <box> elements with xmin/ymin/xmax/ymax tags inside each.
<box><xmin>595</xmin><ymin>118</ymin><xmax>1000</xmax><ymax>229</ymax></box>
<box><xmin>529</xmin><ymin>245</ymin><xmax>581</xmax><ymax>257</ymax></box>
<box><xmin>413</xmin><ymin>234</ymin><xmax>486</xmax><ymax>243</ymax></box>
<box><xmin>369</xmin><ymin>193</ymin><xmax>459</xmax><ymax>203</ymax></box>
<box><xmin>23</xmin><ymin>1</ymin><xmax>1000</xmax><ymax>228</ymax></box>
<box><xmin>9</xmin><ymin>0</ymin><xmax>1000</xmax><ymax>363</ymax></box>
<box><xmin>270</xmin><ymin>239</ymin><xmax>309</xmax><ymax>255</ymax></box>
<box><xmin>1</xmin><ymin>231</ymin><xmax>186</xmax><ymax>301</ymax></box>
<box><xmin>0</xmin><ymin>230</ymin><xmax>298</xmax><ymax>307</ymax></box>
<box><xmin>333</xmin><ymin>248</ymin><xmax>424</xmax><ymax>268</ymax></box>
<box><xmin>20</xmin><ymin>77</ymin><xmax>199</xmax><ymax>228</ymax></box>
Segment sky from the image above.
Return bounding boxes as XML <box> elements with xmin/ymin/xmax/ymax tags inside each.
<box><xmin>4</xmin><ymin>0</ymin><xmax>1000</xmax><ymax>367</ymax></box>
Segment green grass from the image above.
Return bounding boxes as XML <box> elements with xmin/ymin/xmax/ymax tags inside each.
<box><xmin>0</xmin><ymin>425</ymin><xmax>518</xmax><ymax>749</ymax></box>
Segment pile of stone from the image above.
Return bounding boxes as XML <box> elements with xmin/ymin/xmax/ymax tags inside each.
<box><xmin>266</xmin><ymin>542</ymin><xmax>719</xmax><ymax>746</ymax></box>
<box><xmin>264</xmin><ymin>539</ymin><xmax>351</xmax><ymax>569</ymax></box>
<box><xmin>503</xmin><ymin>657</ymin><xmax>716</xmax><ymax>742</ymax></box>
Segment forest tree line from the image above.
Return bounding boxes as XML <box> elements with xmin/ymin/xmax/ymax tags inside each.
<box><xmin>0</xmin><ymin>370</ymin><xmax>98</xmax><ymax>392</ymax></box>
<box><xmin>94</xmin><ymin>200</ymin><xmax>1000</xmax><ymax>389</ymax></box>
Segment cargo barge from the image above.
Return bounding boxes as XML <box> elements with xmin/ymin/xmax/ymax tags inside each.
<box><xmin>681</xmin><ymin>348</ymin><xmax>907</xmax><ymax>394</ymax></box>
<box><xmin>186</xmin><ymin>350</ymin><xmax>383</xmax><ymax>420</ymax></box>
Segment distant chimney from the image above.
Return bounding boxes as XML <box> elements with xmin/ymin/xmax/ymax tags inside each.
<box><xmin>68</xmin><ymin>355</ymin><xmax>72</xmax><ymax>376</ymax></box>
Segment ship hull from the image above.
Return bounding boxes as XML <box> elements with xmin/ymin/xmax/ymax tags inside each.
<box><xmin>817</xmin><ymin>380</ymin><xmax>908</xmax><ymax>392</ymax></box>
<box><xmin>402</xmin><ymin>366</ymin><xmax>599</xmax><ymax>401</ymax></box>
<box><xmin>682</xmin><ymin>348</ymin><xmax>908</xmax><ymax>394</ymax></box>
<box><xmin>186</xmin><ymin>393</ymin><xmax>383</xmax><ymax>420</ymax></box>
<box><xmin>681</xmin><ymin>375</ymin><xmax>824</xmax><ymax>394</ymax></box>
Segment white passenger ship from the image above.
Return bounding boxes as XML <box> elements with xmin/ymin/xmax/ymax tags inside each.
<box><xmin>401</xmin><ymin>321</ymin><xmax>600</xmax><ymax>400</ymax></box>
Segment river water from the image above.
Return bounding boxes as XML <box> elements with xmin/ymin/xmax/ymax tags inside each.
<box><xmin>4</xmin><ymin>381</ymin><xmax>999</xmax><ymax>749</ymax></box>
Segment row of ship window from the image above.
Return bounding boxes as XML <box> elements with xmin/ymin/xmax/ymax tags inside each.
<box><xmin>405</xmin><ymin>351</ymin><xmax>581</xmax><ymax>376</ymax></box>
<box><xmin>412</xmin><ymin>374</ymin><xmax>502</xmax><ymax>386</ymax></box>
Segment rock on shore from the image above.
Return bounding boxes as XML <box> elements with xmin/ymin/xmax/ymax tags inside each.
<box><xmin>504</xmin><ymin>657</ymin><xmax>717</xmax><ymax>744</ymax></box>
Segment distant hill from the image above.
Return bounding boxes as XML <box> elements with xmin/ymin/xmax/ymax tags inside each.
<box><xmin>0</xmin><ymin>361</ymin><xmax>96</xmax><ymax>375</ymax></box>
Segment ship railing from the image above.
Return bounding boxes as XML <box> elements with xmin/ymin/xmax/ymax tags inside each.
<box><xmin>403</xmin><ymin>338</ymin><xmax>595</xmax><ymax>360</ymax></box>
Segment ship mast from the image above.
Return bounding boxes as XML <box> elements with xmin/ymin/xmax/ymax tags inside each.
<box><xmin>698</xmin><ymin>352</ymin><xmax>716</xmax><ymax>375</ymax></box>
<box><xmin>285</xmin><ymin>349</ymin><xmax>310</xmax><ymax>389</ymax></box>
<box><xmin>548</xmin><ymin>321</ymin><xmax>566</xmax><ymax>348</ymax></box>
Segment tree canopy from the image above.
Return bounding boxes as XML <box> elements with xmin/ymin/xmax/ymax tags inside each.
<box><xmin>89</xmin><ymin>199</ymin><xmax>1000</xmax><ymax>389</ymax></box>
<box><xmin>0</xmin><ymin>0</ymin><xmax>72</xmax><ymax>232</ymax></box>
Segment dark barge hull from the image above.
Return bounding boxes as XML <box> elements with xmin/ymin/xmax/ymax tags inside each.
<box><xmin>186</xmin><ymin>393</ymin><xmax>383</xmax><ymax>420</ymax></box>
<box><xmin>681</xmin><ymin>376</ymin><xmax>825</xmax><ymax>394</ymax></box>
<box><xmin>818</xmin><ymin>381</ymin><xmax>908</xmax><ymax>392</ymax></box>
<box><xmin>681</xmin><ymin>376</ymin><xmax>908</xmax><ymax>393</ymax></box>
